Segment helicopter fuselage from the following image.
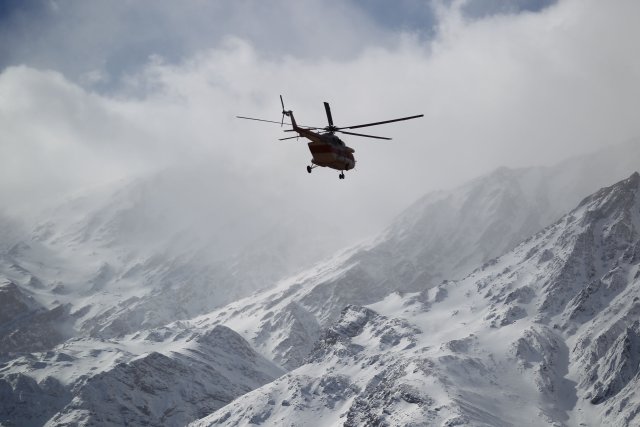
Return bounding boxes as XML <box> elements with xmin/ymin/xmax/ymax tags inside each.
<box><xmin>288</xmin><ymin>114</ymin><xmax>356</xmax><ymax>171</ymax></box>
<box><xmin>308</xmin><ymin>134</ymin><xmax>355</xmax><ymax>171</ymax></box>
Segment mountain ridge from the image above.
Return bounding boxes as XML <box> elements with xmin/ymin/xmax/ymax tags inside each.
<box><xmin>2</xmin><ymin>143</ymin><xmax>640</xmax><ymax>425</ymax></box>
<box><xmin>191</xmin><ymin>171</ymin><xmax>640</xmax><ymax>426</ymax></box>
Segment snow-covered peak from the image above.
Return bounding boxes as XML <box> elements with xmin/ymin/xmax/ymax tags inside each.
<box><xmin>4</xmin><ymin>144</ymin><xmax>640</xmax><ymax>426</ymax></box>
<box><xmin>0</xmin><ymin>321</ymin><xmax>283</xmax><ymax>427</ymax></box>
<box><xmin>192</xmin><ymin>171</ymin><xmax>640</xmax><ymax>426</ymax></box>
<box><xmin>177</xmin><ymin>154</ymin><xmax>640</xmax><ymax>372</ymax></box>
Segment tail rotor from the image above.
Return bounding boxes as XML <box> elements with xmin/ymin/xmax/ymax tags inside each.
<box><xmin>280</xmin><ymin>95</ymin><xmax>287</xmax><ymax>126</ymax></box>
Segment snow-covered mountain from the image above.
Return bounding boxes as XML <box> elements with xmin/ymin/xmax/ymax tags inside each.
<box><xmin>1</xmin><ymin>163</ymin><xmax>350</xmax><ymax>340</ymax></box>
<box><xmin>173</xmin><ymin>143</ymin><xmax>640</xmax><ymax>371</ymax></box>
<box><xmin>2</xmin><ymin>142</ymin><xmax>640</xmax><ymax>426</ymax></box>
<box><xmin>381</xmin><ymin>140</ymin><xmax>640</xmax><ymax>285</ymax></box>
<box><xmin>0</xmin><ymin>322</ymin><xmax>283</xmax><ymax>427</ymax></box>
<box><xmin>191</xmin><ymin>172</ymin><xmax>640</xmax><ymax>426</ymax></box>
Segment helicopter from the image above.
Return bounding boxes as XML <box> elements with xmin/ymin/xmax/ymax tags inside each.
<box><xmin>237</xmin><ymin>96</ymin><xmax>423</xmax><ymax>179</ymax></box>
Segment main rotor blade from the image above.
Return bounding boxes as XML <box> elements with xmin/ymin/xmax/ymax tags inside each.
<box><xmin>278</xmin><ymin>136</ymin><xmax>299</xmax><ymax>141</ymax></box>
<box><xmin>337</xmin><ymin>130</ymin><xmax>391</xmax><ymax>140</ymax></box>
<box><xmin>237</xmin><ymin>116</ymin><xmax>290</xmax><ymax>125</ymax></box>
<box><xmin>337</xmin><ymin>114</ymin><xmax>424</xmax><ymax>130</ymax></box>
<box><xmin>324</xmin><ymin>102</ymin><xmax>334</xmax><ymax>127</ymax></box>
<box><xmin>284</xmin><ymin>126</ymin><xmax>323</xmax><ymax>131</ymax></box>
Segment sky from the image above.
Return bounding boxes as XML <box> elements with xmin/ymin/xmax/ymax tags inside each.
<box><xmin>1</xmin><ymin>0</ymin><xmax>640</xmax><ymax>239</ymax></box>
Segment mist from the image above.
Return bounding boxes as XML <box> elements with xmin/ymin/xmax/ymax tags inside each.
<box><xmin>1</xmin><ymin>0</ymin><xmax>640</xmax><ymax>241</ymax></box>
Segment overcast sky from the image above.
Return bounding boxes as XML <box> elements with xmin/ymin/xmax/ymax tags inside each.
<box><xmin>1</xmin><ymin>0</ymin><xmax>639</xmax><ymax>238</ymax></box>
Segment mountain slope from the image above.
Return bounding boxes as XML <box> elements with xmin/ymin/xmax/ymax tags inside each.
<box><xmin>2</xmin><ymin>144</ymin><xmax>640</xmax><ymax>426</ymax></box>
<box><xmin>0</xmin><ymin>163</ymin><xmax>351</xmax><ymax>341</ymax></box>
<box><xmin>2</xmin><ymin>142</ymin><xmax>639</xmax><ymax>350</ymax></box>
<box><xmin>193</xmin><ymin>172</ymin><xmax>640</xmax><ymax>426</ymax></box>
<box><xmin>176</xmin><ymin>143</ymin><xmax>640</xmax><ymax>370</ymax></box>
<box><xmin>0</xmin><ymin>323</ymin><xmax>283</xmax><ymax>427</ymax></box>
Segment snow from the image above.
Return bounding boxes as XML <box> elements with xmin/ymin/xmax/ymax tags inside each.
<box><xmin>3</xmin><ymin>145</ymin><xmax>640</xmax><ymax>426</ymax></box>
<box><xmin>190</xmin><ymin>171</ymin><xmax>640</xmax><ymax>426</ymax></box>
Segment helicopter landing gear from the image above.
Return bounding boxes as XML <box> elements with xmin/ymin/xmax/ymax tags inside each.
<box><xmin>339</xmin><ymin>172</ymin><xmax>345</xmax><ymax>180</ymax></box>
<box><xmin>307</xmin><ymin>165</ymin><xmax>312</xmax><ymax>174</ymax></box>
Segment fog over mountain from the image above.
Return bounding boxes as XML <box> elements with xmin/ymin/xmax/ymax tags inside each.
<box><xmin>2</xmin><ymin>143</ymin><xmax>640</xmax><ymax>426</ymax></box>
<box><xmin>1</xmin><ymin>1</ymin><xmax>640</xmax><ymax>426</ymax></box>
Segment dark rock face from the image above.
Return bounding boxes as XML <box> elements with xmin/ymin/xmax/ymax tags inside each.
<box><xmin>587</xmin><ymin>322</ymin><xmax>640</xmax><ymax>405</ymax></box>
<box><xmin>0</xmin><ymin>282</ymin><xmax>74</xmax><ymax>354</ymax></box>
<box><xmin>310</xmin><ymin>305</ymin><xmax>421</xmax><ymax>363</ymax></box>
<box><xmin>0</xmin><ymin>374</ymin><xmax>70</xmax><ymax>427</ymax></box>
<box><xmin>47</xmin><ymin>352</ymin><xmax>233</xmax><ymax>427</ymax></box>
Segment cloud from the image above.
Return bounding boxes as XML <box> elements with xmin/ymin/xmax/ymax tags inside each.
<box><xmin>0</xmin><ymin>67</ymin><xmax>139</xmax><ymax>209</ymax></box>
<box><xmin>0</xmin><ymin>0</ymin><xmax>388</xmax><ymax>90</ymax></box>
<box><xmin>1</xmin><ymin>0</ymin><xmax>639</xmax><ymax>237</ymax></box>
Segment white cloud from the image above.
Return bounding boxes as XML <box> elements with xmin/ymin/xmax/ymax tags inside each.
<box><xmin>1</xmin><ymin>0</ymin><xmax>639</xmax><ymax>236</ymax></box>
